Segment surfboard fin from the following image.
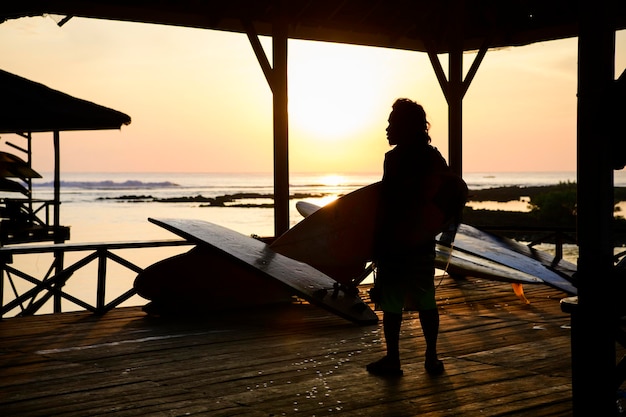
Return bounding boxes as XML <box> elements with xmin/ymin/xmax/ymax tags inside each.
<box><xmin>512</xmin><ymin>283</ymin><xmax>531</xmax><ymax>304</ymax></box>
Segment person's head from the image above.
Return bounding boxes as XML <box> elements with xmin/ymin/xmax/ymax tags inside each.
<box><xmin>386</xmin><ymin>98</ymin><xmax>431</xmax><ymax>146</ymax></box>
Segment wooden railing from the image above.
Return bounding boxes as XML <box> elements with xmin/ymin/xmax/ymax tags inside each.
<box><xmin>0</xmin><ymin>239</ymin><xmax>192</xmax><ymax>319</ymax></box>
<box><xmin>1</xmin><ymin>198</ymin><xmax>56</xmax><ymax>227</ymax></box>
<box><xmin>0</xmin><ymin>225</ymin><xmax>585</xmax><ymax>320</ymax></box>
<box><xmin>0</xmin><ymin>198</ymin><xmax>71</xmax><ymax>245</ymax></box>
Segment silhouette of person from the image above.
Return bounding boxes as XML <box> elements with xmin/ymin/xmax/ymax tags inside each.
<box><xmin>367</xmin><ymin>98</ymin><xmax>449</xmax><ymax>377</ymax></box>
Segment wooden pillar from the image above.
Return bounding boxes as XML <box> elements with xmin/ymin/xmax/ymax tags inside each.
<box><xmin>26</xmin><ymin>132</ymin><xmax>33</xmax><ymax>220</ymax></box>
<box><xmin>0</xmin><ymin>257</ymin><xmax>4</xmax><ymax>319</ymax></box>
<box><xmin>243</xmin><ymin>11</ymin><xmax>290</xmax><ymax>237</ymax></box>
<box><xmin>427</xmin><ymin>40</ymin><xmax>487</xmax><ymax>179</ymax></box>
<box><xmin>96</xmin><ymin>248</ymin><xmax>107</xmax><ymax>313</ymax></box>
<box><xmin>573</xmin><ymin>0</ymin><xmax>616</xmax><ymax>414</ymax></box>
<box><xmin>448</xmin><ymin>47</ymin><xmax>463</xmax><ymax>177</ymax></box>
<box><xmin>53</xmin><ymin>130</ymin><xmax>61</xmax><ymax>231</ymax></box>
<box><xmin>53</xmin><ymin>130</ymin><xmax>64</xmax><ymax>313</ymax></box>
<box><xmin>272</xmin><ymin>9</ymin><xmax>290</xmax><ymax>237</ymax></box>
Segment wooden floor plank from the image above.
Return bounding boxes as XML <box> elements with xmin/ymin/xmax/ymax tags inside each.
<box><xmin>0</xmin><ymin>275</ymin><xmax>585</xmax><ymax>416</ymax></box>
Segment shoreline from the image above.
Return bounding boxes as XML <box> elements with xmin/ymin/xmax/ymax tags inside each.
<box><xmin>62</xmin><ymin>183</ymin><xmax>626</xmax><ymax>246</ymax></box>
<box><xmin>469</xmin><ymin>184</ymin><xmax>626</xmax><ymax>202</ymax></box>
<box><xmin>96</xmin><ymin>184</ymin><xmax>626</xmax><ymax>204</ymax></box>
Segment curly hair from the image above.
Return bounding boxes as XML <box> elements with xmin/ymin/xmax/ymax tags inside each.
<box><xmin>391</xmin><ymin>98</ymin><xmax>431</xmax><ymax>144</ymax></box>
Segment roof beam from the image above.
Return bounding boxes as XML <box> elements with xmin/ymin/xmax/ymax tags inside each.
<box><xmin>3</xmin><ymin>1</ymin><xmax>624</xmax><ymax>53</ymax></box>
<box><xmin>426</xmin><ymin>37</ymin><xmax>488</xmax><ymax>177</ymax></box>
<box><xmin>243</xmin><ymin>19</ymin><xmax>274</xmax><ymax>92</ymax></box>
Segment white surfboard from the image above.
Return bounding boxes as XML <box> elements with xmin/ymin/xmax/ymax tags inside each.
<box><xmin>293</xmin><ymin>199</ymin><xmax>577</xmax><ymax>295</ymax></box>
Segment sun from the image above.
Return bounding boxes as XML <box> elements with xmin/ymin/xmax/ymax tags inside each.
<box><xmin>288</xmin><ymin>41</ymin><xmax>390</xmax><ymax>141</ymax></box>
<box><xmin>319</xmin><ymin>174</ymin><xmax>345</xmax><ymax>186</ymax></box>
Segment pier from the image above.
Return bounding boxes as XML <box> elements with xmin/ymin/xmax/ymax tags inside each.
<box><xmin>1</xmin><ymin>275</ymin><xmax>585</xmax><ymax>416</ymax></box>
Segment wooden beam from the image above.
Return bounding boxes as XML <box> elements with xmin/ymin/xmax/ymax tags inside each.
<box><xmin>448</xmin><ymin>46</ymin><xmax>463</xmax><ymax>177</ymax></box>
<box><xmin>272</xmin><ymin>5</ymin><xmax>290</xmax><ymax>237</ymax></box>
<box><xmin>461</xmin><ymin>40</ymin><xmax>489</xmax><ymax>97</ymax></box>
<box><xmin>572</xmin><ymin>0</ymin><xmax>617</xmax><ymax>414</ymax></box>
<box><xmin>426</xmin><ymin>48</ymin><xmax>449</xmax><ymax>101</ymax></box>
<box><xmin>243</xmin><ymin>10</ymin><xmax>290</xmax><ymax>237</ymax></box>
<box><xmin>243</xmin><ymin>19</ymin><xmax>274</xmax><ymax>92</ymax></box>
<box><xmin>52</xmin><ymin>130</ymin><xmax>64</xmax><ymax>313</ymax></box>
<box><xmin>426</xmin><ymin>37</ymin><xmax>488</xmax><ymax>178</ymax></box>
<box><xmin>53</xmin><ymin>131</ymin><xmax>61</xmax><ymax>231</ymax></box>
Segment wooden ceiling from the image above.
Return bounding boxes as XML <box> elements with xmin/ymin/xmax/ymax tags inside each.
<box><xmin>1</xmin><ymin>1</ymin><xmax>625</xmax><ymax>54</ymax></box>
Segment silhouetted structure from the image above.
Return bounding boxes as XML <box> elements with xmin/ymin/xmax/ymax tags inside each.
<box><xmin>0</xmin><ymin>69</ymin><xmax>130</xmax><ymax>245</ymax></box>
<box><xmin>0</xmin><ymin>148</ymin><xmax>63</xmax><ymax>244</ymax></box>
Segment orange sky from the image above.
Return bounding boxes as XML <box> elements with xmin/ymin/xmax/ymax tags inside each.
<box><xmin>0</xmin><ymin>16</ymin><xmax>624</xmax><ymax>175</ymax></box>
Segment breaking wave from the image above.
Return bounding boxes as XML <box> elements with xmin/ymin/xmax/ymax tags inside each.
<box><xmin>33</xmin><ymin>180</ymin><xmax>180</xmax><ymax>189</ymax></box>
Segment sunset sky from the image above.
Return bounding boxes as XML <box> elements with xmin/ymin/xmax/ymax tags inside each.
<box><xmin>1</xmin><ymin>16</ymin><xmax>625</xmax><ymax>175</ymax></box>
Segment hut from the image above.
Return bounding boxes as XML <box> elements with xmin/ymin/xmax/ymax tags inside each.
<box><xmin>0</xmin><ymin>69</ymin><xmax>131</xmax><ymax>245</ymax></box>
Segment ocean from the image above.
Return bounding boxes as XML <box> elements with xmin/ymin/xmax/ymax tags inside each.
<box><xmin>26</xmin><ymin>170</ymin><xmax>602</xmax><ymax>242</ymax></box>
<box><xmin>2</xmin><ymin>171</ymin><xmax>617</xmax><ymax>315</ymax></box>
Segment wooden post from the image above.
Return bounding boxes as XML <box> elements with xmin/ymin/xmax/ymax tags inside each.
<box><xmin>0</xmin><ymin>256</ymin><xmax>4</xmax><ymax>320</ymax></box>
<box><xmin>96</xmin><ymin>248</ymin><xmax>107</xmax><ymax>313</ymax></box>
<box><xmin>427</xmin><ymin>41</ymin><xmax>487</xmax><ymax>179</ymax></box>
<box><xmin>272</xmin><ymin>8</ymin><xmax>290</xmax><ymax>237</ymax></box>
<box><xmin>26</xmin><ymin>132</ymin><xmax>33</xmax><ymax>223</ymax></box>
<box><xmin>448</xmin><ymin>47</ymin><xmax>463</xmax><ymax>177</ymax></box>
<box><xmin>53</xmin><ymin>131</ymin><xmax>64</xmax><ymax>313</ymax></box>
<box><xmin>243</xmin><ymin>13</ymin><xmax>290</xmax><ymax>238</ymax></box>
<box><xmin>573</xmin><ymin>0</ymin><xmax>617</xmax><ymax>414</ymax></box>
<box><xmin>53</xmin><ymin>131</ymin><xmax>61</xmax><ymax>232</ymax></box>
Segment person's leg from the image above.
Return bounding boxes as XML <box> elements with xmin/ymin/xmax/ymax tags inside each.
<box><xmin>366</xmin><ymin>311</ymin><xmax>403</xmax><ymax>376</ymax></box>
<box><xmin>367</xmin><ymin>260</ymin><xmax>406</xmax><ymax>376</ymax></box>
<box><xmin>383</xmin><ymin>311</ymin><xmax>402</xmax><ymax>360</ymax></box>
<box><xmin>410</xmin><ymin>248</ymin><xmax>444</xmax><ymax>376</ymax></box>
<box><xmin>419</xmin><ymin>308</ymin><xmax>444</xmax><ymax>375</ymax></box>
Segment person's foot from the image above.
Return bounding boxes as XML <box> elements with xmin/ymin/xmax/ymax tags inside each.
<box><xmin>366</xmin><ymin>356</ymin><xmax>403</xmax><ymax>376</ymax></box>
<box><xmin>424</xmin><ymin>358</ymin><xmax>444</xmax><ymax>376</ymax></box>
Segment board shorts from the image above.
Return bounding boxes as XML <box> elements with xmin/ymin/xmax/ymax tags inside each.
<box><xmin>374</xmin><ymin>251</ymin><xmax>437</xmax><ymax>314</ymax></box>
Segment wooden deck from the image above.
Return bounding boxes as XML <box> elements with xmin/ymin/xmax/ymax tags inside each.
<box><xmin>0</xmin><ymin>276</ymin><xmax>585</xmax><ymax>416</ymax></box>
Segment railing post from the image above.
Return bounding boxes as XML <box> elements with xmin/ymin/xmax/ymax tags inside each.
<box><xmin>96</xmin><ymin>248</ymin><xmax>107</xmax><ymax>313</ymax></box>
<box><xmin>554</xmin><ymin>232</ymin><xmax>563</xmax><ymax>264</ymax></box>
<box><xmin>52</xmin><ymin>249</ymin><xmax>64</xmax><ymax>313</ymax></box>
<box><xmin>0</xmin><ymin>254</ymin><xmax>5</xmax><ymax>320</ymax></box>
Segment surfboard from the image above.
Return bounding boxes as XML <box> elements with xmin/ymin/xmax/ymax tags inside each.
<box><xmin>148</xmin><ymin>218</ymin><xmax>379</xmax><ymax>325</ymax></box>
<box><xmin>293</xmin><ymin>200</ymin><xmax>544</xmax><ymax>285</ymax></box>
<box><xmin>435</xmin><ymin>243</ymin><xmax>544</xmax><ymax>285</ymax></box>
<box><xmin>295</xmin><ymin>201</ymin><xmax>320</xmax><ymax>218</ymax></box>
<box><xmin>451</xmin><ymin>224</ymin><xmax>577</xmax><ymax>294</ymax></box>
<box><xmin>0</xmin><ymin>178</ymin><xmax>28</xmax><ymax>195</ymax></box>
<box><xmin>288</xmin><ymin>193</ymin><xmax>577</xmax><ymax>295</ymax></box>
<box><xmin>271</xmin><ymin>178</ymin><xmax>467</xmax><ymax>286</ymax></box>
<box><xmin>134</xmin><ymin>246</ymin><xmax>295</xmax><ymax>314</ymax></box>
<box><xmin>271</xmin><ymin>183</ymin><xmax>380</xmax><ymax>286</ymax></box>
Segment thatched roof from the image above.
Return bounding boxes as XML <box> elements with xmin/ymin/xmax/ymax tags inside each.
<box><xmin>0</xmin><ymin>69</ymin><xmax>131</xmax><ymax>134</ymax></box>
